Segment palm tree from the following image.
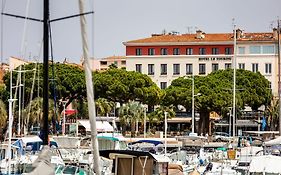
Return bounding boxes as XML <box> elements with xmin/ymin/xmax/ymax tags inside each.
<box><xmin>25</xmin><ymin>97</ymin><xmax>57</xmax><ymax>130</ymax></box>
<box><xmin>265</xmin><ymin>99</ymin><xmax>279</xmax><ymax>131</ymax></box>
<box><xmin>118</xmin><ymin>100</ymin><xmax>144</xmax><ymax>137</ymax></box>
<box><xmin>148</xmin><ymin>105</ymin><xmax>176</xmax><ymax>133</ymax></box>
<box><xmin>95</xmin><ymin>98</ymin><xmax>114</xmax><ymax>116</ymax></box>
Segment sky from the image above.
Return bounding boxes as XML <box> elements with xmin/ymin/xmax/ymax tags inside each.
<box><xmin>1</xmin><ymin>0</ymin><xmax>281</xmax><ymax>64</ymax></box>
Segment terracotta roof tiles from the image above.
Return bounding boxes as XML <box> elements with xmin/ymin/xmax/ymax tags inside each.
<box><xmin>124</xmin><ymin>32</ymin><xmax>277</xmax><ymax>44</ymax></box>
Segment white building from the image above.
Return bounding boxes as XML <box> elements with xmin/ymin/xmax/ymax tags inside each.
<box><xmin>123</xmin><ymin>29</ymin><xmax>279</xmax><ymax>96</ymax></box>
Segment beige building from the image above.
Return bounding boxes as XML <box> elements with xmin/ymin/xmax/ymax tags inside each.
<box><xmin>99</xmin><ymin>56</ymin><xmax>126</xmax><ymax>71</ymax></box>
<box><xmin>87</xmin><ymin>56</ymin><xmax>126</xmax><ymax>71</ymax></box>
<box><xmin>9</xmin><ymin>56</ymin><xmax>30</xmax><ymax>70</ymax></box>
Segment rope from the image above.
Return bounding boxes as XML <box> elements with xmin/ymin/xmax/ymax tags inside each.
<box><xmin>20</xmin><ymin>0</ymin><xmax>31</xmax><ymax>58</ymax></box>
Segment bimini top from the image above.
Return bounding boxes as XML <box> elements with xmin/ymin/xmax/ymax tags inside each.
<box><xmin>128</xmin><ymin>140</ymin><xmax>163</xmax><ymax>146</ymax></box>
<box><xmin>99</xmin><ymin>150</ymin><xmax>153</xmax><ymax>159</ymax></box>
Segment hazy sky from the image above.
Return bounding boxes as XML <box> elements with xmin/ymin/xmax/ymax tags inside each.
<box><xmin>1</xmin><ymin>0</ymin><xmax>281</xmax><ymax>64</ymax></box>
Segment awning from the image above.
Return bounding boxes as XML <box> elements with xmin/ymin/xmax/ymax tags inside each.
<box><xmin>63</xmin><ymin>109</ymin><xmax>77</xmax><ymax>116</ymax></box>
<box><xmin>78</xmin><ymin>120</ymin><xmax>114</xmax><ymax>132</ymax></box>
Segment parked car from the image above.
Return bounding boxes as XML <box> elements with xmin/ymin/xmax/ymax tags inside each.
<box><xmin>30</xmin><ymin>126</ymin><xmax>40</xmax><ymax>135</ymax></box>
<box><xmin>213</xmin><ymin>132</ymin><xmax>233</xmax><ymax>142</ymax></box>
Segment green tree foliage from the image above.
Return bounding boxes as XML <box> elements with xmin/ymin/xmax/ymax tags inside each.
<box><xmin>164</xmin><ymin>69</ymin><xmax>272</xmax><ymax>134</ymax></box>
<box><xmin>3</xmin><ymin>63</ymin><xmax>86</xmax><ymax>110</ymax></box>
<box><xmin>95</xmin><ymin>98</ymin><xmax>114</xmax><ymax>116</ymax></box>
<box><xmin>0</xmin><ymin>84</ymin><xmax>9</xmax><ymax>104</ymax></box>
<box><xmin>0</xmin><ymin>100</ymin><xmax>7</xmax><ymax>128</ymax></box>
<box><xmin>25</xmin><ymin>97</ymin><xmax>57</xmax><ymax>129</ymax></box>
<box><xmin>265</xmin><ymin>98</ymin><xmax>279</xmax><ymax>131</ymax></box>
<box><xmin>94</xmin><ymin>68</ymin><xmax>163</xmax><ymax>106</ymax></box>
<box><xmin>147</xmin><ymin>105</ymin><xmax>176</xmax><ymax>133</ymax></box>
<box><xmin>118</xmin><ymin>100</ymin><xmax>144</xmax><ymax>137</ymax></box>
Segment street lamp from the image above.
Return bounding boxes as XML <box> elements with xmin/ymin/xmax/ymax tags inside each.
<box><xmin>164</xmin><ymin>111</ymin><xmax>168</xmax><ymax>156</ymax></box>
<box><xmin>61</xmin><ymin>101</ymin><xmax>67</xmax><ymax>136</ymax></box>
<box><xmin>185</xmin><ymin>75</ymin><xmax>201</xmax><ymax>133</ymax></box>
<box><xmin>143</xmin><ymin>106</ymin><xmax>147</xmax><ymax>138</ymax></box>
<box><xmin>192</xmin><ymin>93</ymin><xmax>201</xmax><ymax>133</ymax></box>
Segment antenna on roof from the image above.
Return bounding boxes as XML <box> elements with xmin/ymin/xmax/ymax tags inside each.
<box><xmin>232</xmin><ymin>18</ymin><xmax>236</xmax><ymax>29</ymax></box>
<box><xmin>186</xmin><ymin>26</ymin><xmax>193</xmax><ymax>34</ymax></box>
<box><xmin>269</xmin><ymin>20</ymin><xmax>274</xmax><ymax>30</ymax></box>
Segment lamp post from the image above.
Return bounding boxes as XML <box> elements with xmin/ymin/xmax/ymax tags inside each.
<box><xmin>185</xmin><ymin>76</ymin><xmax>201</xmax><ymax>133</ymax></box>
<box><xmin>143</xmin><ymin>107</ymin><xmax>147</xmax><ymax>138</ymax></box>
<box><xmin>164</xmin><ymin>111</ymin><xmax>167</xmax><ymax>156</ymax></box>
<box><xmin>61</xmin><ymin>101</ymin><xmax>67</xmax><ymax>135</ymax></box>
<box><xmin>228</xmin><ymin>107</ymin><xmax>232</xmax><ymax>136</ymax></box>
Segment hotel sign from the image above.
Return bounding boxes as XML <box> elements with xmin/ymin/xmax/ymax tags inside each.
<box><xmin>198</xmin><ymin>57</ymin><xmax>232</xmax><ymax>61</ymax></box>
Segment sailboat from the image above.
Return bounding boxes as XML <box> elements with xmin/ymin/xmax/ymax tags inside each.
<box><xmin>2</xmin><ymin>0</ymin><xmax>101</xmax><ymax>174</ymax></box>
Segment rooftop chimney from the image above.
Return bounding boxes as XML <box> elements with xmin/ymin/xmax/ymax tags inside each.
<box><xmin>273</xmin><ymin>28</ymin><xmax>278</xmax><ymax>39</ymax></box>
<box><xmin>236</xmin><ymin>29</ymin><xmax>243</xmax><ymax>39</ymax></box>
<box><xmin>196</xmin><ymin>30</ymin><xmax>204</xmax><ymax>39</ymax></box>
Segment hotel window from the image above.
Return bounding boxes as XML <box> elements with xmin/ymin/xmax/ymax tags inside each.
<box><xmin>148</xmin><ymin>64</ymin><xmax>154</xmax><ymax>75</ymax></box>
<box><xmin>238</xmin><ymin>63</ymin><xmax>245</xmax><ymax>70</ymax></box>
<box><xmin>135</xmin><ymin>64</ymin><xmax>142</xmax><ymax>73</ymax></box>
<box><xmin>186</xmin><ymin>64</ymin><xmax>193</xmax><ymax>75</ymax></box>
<box><xmin>160</xmin><ymin>82</ymin><xmax>167</xmax><ymax>89</ymax></box>
<box><xmin>160</xmin><ymin>48</ymin><xmax>168</xmax><ymax>55</ymax></box>
<box><xmin>212</xmin><ymin>48</ymin><xmax>219</xmax><ymax>55</ymax></box>
<box><xmin>225</xmin><ymin>47</ymin><xmax>232</xmax><ymax>55</ymax></box>
<box><xmin>148</xmin><ymin>48</ymin><xmax>155</xmax><ymax>55</ymax></box>
<box><xmin>121</xmin><ymin>61</ymin><xmax>126</xmax><ymax>65</ymax></box>
<box><xmin>136</xmin><ymin>48</ymin><xmax>142</xmax><ymax>55</ymax></box>
<box><xmin>262</xmin><ymin>45</ymin><xmax>275</xmax><ymax>54</ymax></box>
<box><xmin>199</xmin><ymin>64</ymin><xmax>206</xmax><ymax>75</ymax></box>
<box><xmin>160</xmin><ymin>64</ymin><xmax>167</xmax><ymax>75</ymax></box>
<box><xmin>100</xmin><ymin>61</ymin><xmax>107</xmax><ymax>65</ymax></box>
<box><xmin>199</xmin><ymin>48</ymin><xmax>206</xmax><ymax>55</ymax></box>
<box><xmin>252</xmin><ymin>63</ymin><xmax>258</xmax><ymax>73</ymax></box>
<box><xmin>238</xmin><ymin>47</ymin><xmax>245</xmax><ymax>54</ymax></box>
<box><xmin>173</xmin><ymin>48</ymin><xmax>180</xmax><ymax>55</ymax></box>
<box><xmin>212</xmin><ymin>63</ymin><xmax>219</xmax><ymax>72</ymax></box>
<box><xmin>173</xmin><ymin>64</ymin><xmax>180</xmax><ymax>75</ymax></box>
<box><xmin>269</xmin><ymin>81</ymin><xmax>272</xmax><ymax>89</ymax></box>
<box><xmin>186</xmin><ymin>48</ymin><xmax>193</xmax><ymax>55</ymax></box>
<box><xmin>225</xmin><ymin>63</ymin><xmax>232</xmax><ymax>69</ymax></box>
<box><xmin>249</xmin><ymin>46</ymin><xmax>261</xmax><ymax>54</ymax></box>
<box><xmin>265</xmin><ymin>63</ymin><xmax>272</xmax><ymax>74</ymax></box>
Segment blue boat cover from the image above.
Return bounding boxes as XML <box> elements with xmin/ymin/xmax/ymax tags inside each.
<box><xmin>128</xmin><ymin>140</ymin><xmax>163</xmax><ymax>146</ymax></box>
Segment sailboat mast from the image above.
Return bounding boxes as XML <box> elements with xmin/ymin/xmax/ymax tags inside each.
<box><xmin>78</xmin><ymin>0</ymin><xmax>101</xmax><ymax>174</ymax></box>
<box><xmin>277</xmin><ymin>20</ymin><xmax>281</xmax><ymax>135</ymax></box>
<box><xmin>233</xmin><ymin>26</ymin><xmax>237</xmax><ymax>137</ymax></box>
<box><xmin>42</xmin><ymin>0</ymin><xmax>49</xmax><ymax>145</ymax></box>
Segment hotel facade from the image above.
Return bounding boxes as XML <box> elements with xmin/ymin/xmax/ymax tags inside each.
<box><xmin>124</xmin><ymin>29</ymin><xmax>279</xmax><ymax>97</ymax></box>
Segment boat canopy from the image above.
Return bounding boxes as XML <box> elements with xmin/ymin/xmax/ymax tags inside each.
<box><xmin>249</xmin><ymin>155</ymin><xmax>281</xmax><ymax>173</ymax></box>
<box><xmin>78</xmin><ymin>120</ymin><xmax>114</xmax><ymax>132</ymax></box>
<box><xmin>13</xmin><ymin>136</ymin><xmax>58</xmax><ymax>154</ymax></box>
<box><xmin>128</xmin><ymin>140</ymin><xmax>163</xmax><ymax>146</ymax></box>
<box><xmin>97</xmin><ymin>136</ymin><xmax>119</xmax><ymax>141</ymax></box>
<box><xmin>99</xmin><ymin>150</ymin><xmax>154</xmax><ymax>159</ymax></box>
<box><xmin>265</xmin><ymin>136</ymin><xmax>281</xmax><ymax>146</ymax></box>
